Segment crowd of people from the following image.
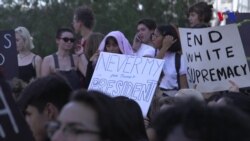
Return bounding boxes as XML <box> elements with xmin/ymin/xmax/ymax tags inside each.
<box><xmin>1</xmin><ymin>1</ymin><xmax>250</xmax><ymax>141</ymax></box>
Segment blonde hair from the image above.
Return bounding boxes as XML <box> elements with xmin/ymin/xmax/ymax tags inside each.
<box><xmin>175</xmin><ymin>88</ymin><xmax>204</xmax><ymax>101</ymax></box>
<box><xmin>15</xmin><ymin>26</ymin><xmax>35</xmax><ymax>50</ymax></box>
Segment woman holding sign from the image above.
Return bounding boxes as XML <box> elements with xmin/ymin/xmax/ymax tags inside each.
<box><xmin>90</xmin><ymin>30</ymin><xmax>134</xmax><ymax>66</ymax></box>
<box><xmin>15</xmin><ymin>26</ymin><xmax>42</xmax><ymax>83</ymax></box>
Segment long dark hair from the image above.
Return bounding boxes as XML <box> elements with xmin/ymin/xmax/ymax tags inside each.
<box><xmin>157</xmin><ymin>24</ymin><xmax>181</xmax><ymax>53</ymax></box>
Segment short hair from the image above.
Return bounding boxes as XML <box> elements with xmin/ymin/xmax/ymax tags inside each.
<box><xmin>137</xmin><ymin>18</ymin><xmax>156</xmax><ymax>30</ymax></box>
<box><xmin>152</xmin><ymin>98</ymin><xmax>250</xmax><ymax>141</ymax></box>
<box><xmin>17</xmin><ymin>74</ymin><xmax>72</xmax><ymax>113</ymax></box>
<box><xmin>15</xmin><ymin>26</ymin><xmax>35</xmax><ymax>50</ymax></box>
<box><xmin>156</xmin><ymin>24</ymin><xmax>181</xmax><ymax>52</ymax></box>
<box><xmin>189</xmin><ymin>2</ymin><xmax>213</xmax><ymax>23</ymax></box>
<box><xmin>74</xmin><ymin>5</ymin><xmax>95</xmax><ymax>29</ymax></box>
<box><xmin>70</xmin><ymin>90</ymin><xmax>116</xmax><ymax>141</ymax></box>
<box><xmin>55</xmin><ymin>27</ymin><xmax>74</xmax><ymax>39</ymax></box>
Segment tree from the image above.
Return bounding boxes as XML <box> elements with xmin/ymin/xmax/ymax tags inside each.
<box><xmin>0</xmin><ymin>0</ymin><xmax>200</xmax><ymax>56</ymax></box>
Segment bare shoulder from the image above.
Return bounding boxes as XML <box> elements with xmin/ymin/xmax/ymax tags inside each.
<box><xmin>42</xmin><ymin>54</ymin><xmax>54</xmax><ymax>64</ymax></box>
<box><xmin>72</xmin><ymin>54</ymin><xmax>80</xmax><ymax>61</ymax></box>
<box><xmin>34</xmin><ymin>54</ymin><xmax>42</xmax><ymax>61</ymax></box>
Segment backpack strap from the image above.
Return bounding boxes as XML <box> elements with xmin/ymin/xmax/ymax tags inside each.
<box><xmin>53</xmin><ymin>53</ymin><xmax>60</xmax><ymax>69</ymax></box>
<box><xmin>32</xmin><ymin>55</ymin><xmax>36</xmax><ymax>67</ymax></box>
<box><xmin>175</xmin><ymin>53</ymin><xmax>181</xmax><ymax>90</ymax></box>
<box><xmin>69</xmin><ymin>54</ymin><xmax>75</xmax><ymax>68</ymax></box>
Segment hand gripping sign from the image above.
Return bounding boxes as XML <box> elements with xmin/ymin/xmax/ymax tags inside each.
<box><xmin>88</xmin><ymin>52</ymin><xmax>164</xmax><ymax>117</ymax></box>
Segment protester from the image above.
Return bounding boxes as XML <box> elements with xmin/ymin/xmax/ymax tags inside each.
<box><xmin>15</xmin><ymin>26</ymin><xmax>42</xmax><ymax>83</ymax></box>
<box><xmin>188</xmin><ymin>1</ymin><xmax>213</xmax><ymax>28</ymax></box>
<box><xmin>148</xmin><ymin>24</ymin><xmax>188</xmax><ymax>120</ymax></box>
<box><xmin>150</xmin><ymin>98</ymin><xmax>250</xmax><ymax>141</ymax></box>
<box><xmin>17</xmin><ymin>74</ymin><xmax>72</xmax><ymax>141</ymax></box>
<box><xmin>51</xmin><ymin>90</ymin><xmax>136</xmax><ymax>141</ymax></box>
<box><xmin>114</xmin><ymin>96</ymin><xmax>149</xmax><ymax>141</ymax></box>
<box><xmin>210</xmin><ymin>91</ymin><xmax>250</xmax><ymax>117</ymax></box>
<box><xmin>41</xmin><ymin>27</ymin><xmax>85</xmax><ymax>90</ymax></box>
<box><xmin>90</xmin><ymin>31</ymin><xmax>133</xmax><ymax>66</ymax></box>
<box><xmin>154</xmin><ymin>24</ymin><xmax>188</xmax><ymax>96</ymax></box>
<box><xmin>84</xmin><ymin>32</ymin><xmax>105</xmax><ymax>88</ymax></box>
<box><xmin>132</xmin><ymin>18</ymin><xmax>157</xmax><ymax>57</ymax></box>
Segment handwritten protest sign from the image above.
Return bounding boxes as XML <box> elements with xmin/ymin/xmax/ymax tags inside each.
<box><xmin>0</xmin><ymin>73</ymin><xmax>34</xmax><ymax>141</ymax></box>
<box><xmin>0</xmin><ymin>30</ymin><xmax>18</xmax><ymax>80</ymax></box>
<box><xmin>88</xmin><ymin>52</ymin><xmax>164</xmax><ymax>116</ymax></box>
<box><xmin>179</xmin><ymin>24</ymin><xmax>250</xmax><ymax>93</ymax></box>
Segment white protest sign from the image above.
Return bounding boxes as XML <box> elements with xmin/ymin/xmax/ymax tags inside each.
<box><xmin>88</xmin><ymin>52</ymin><xmax>164</xmax><ymax>117</ymax></box>
<box><xmin>179</xmin><ymin>24</ymin><xmax>250</xmax><ymax>93</ymax></box>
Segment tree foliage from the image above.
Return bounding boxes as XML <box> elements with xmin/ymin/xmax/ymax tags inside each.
<box><xmin>0</xmin><ymin>0</ymin><xmax>200</xmax><ymax>57</ymax></box>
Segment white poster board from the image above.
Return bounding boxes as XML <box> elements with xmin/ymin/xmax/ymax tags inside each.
<box><xmin>88</xmin><ymin>52</ymin><xmax>164</xmax><ymax>117</ymax></box>
<box><xmin>179</xmin><ymin>24</ymin><xmax>250</xmax><ymax>93</ymax></box>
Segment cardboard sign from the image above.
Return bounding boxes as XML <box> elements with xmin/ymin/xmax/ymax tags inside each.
<box><xmin>0</xmin><ymin>30</ymin><xmax>18</xmax><ymax>80</ymax></box>
<box><xmin>88</xmin><ymin>52</ymin><xmax>164</xmax><ymax>116</ymax></box>
<box><xmin>179</xmin><ymin>24</ymin><xmax>250</xmax><ymax>93</ymax></box>
<box><xmin>0</xmin><ymin>74</ymin><xmax>34</xmax><ymax>141</ymax></box>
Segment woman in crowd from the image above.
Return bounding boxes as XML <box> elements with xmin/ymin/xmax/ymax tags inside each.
<box><xmin>84</xmin><ymin>32</ymin><xmax>105</xmax><ymax>88</ymax></box>
<box><xmin>50</xmin><ymin>90</ymin><xmax>136</xmax><ymax>141</ymax></box>
<box><xmin>154</xmin><ymin>24</ymin><xmax>188</xmax><ymax>96</ymax></box>
<box><xmin>41</xmin><ymin>27</ymin><xmax>85</xmax><ymax>90</ymax></box>
<box><xmin>149</xmin><ymin>24</ymin><xmax>188</xmax><ymax>120</ymax></box>
<box><xmin>90</xmin><ymin>31</ymin><xmax>133</xmax><ymax>66</ymax></box>
<box><xmin>15</xmin><ymin>26</ymin><xmax>42</xmax><ymax>83</ymax></box>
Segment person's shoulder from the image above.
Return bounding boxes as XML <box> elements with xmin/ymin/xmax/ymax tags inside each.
<box><xmin>137</xmin><ymin>43</ymin><xmax>155</xmax><ymax>57</ymax></box>
<box><xmin>32</xmin><ymin>53</ymin><xmax>42</xmax><ymax>60</ymax></box>
<box><xmin>43</xmin><ymin>54</ymin><xmax>54</xmax><ymax>61</ymax></box>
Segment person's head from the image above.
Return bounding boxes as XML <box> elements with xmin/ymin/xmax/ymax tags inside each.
<box><xmin>151</xmin><ymin>98</ymin><xmax>250</xmax><ymax>141</ymax></box>
<box><xmin>136</xmin><ymin>18</ymin><xmax>156</xmax><ymax>44</ymax></box>
<box><xmin>17</xmin><ymin>74</ymin><xmax>72</xmax><ymax>141</ymax></box>
<box><xmin>113</xmin><ymin>96</ymin><xmax>148</xmax><ymax>141</ymax></box>
<box><xmin>73</xmin><ymin>5</ymin><xmax>95</xmax><ymax>34</ymax></box>
<box><xmin>188</xmin><ymin>2</ymin><xmax>213</xmax><ymax>28</ymax></box>
<box><xmin>56</xmin><ymin>27</ymin><xmax>75</xmax><ymax>51</ymax></box>
<box><xmin>104</xmin><ymin>36</ymin><xmax>121</xmax><ymax>54</ymax></box>
<box><xmin>99</xmin><ymin>31</ymin><xmax>133</xmax><ymax>55</ymax></box>
<box><xmin>84</xmin><ymin>32</ymin><xmax>105</xmax><ymax>60</ymax></box>
<box><xmin>152</xmin><ymin>24</ymin><xmax>181</xmax><ymax>52</ymax></box>
<box><xmin>175</xmin><ymin>88</ymin><xmax>204</xmax><ymax>102</ymax></box>
<box><xmin>214</xmin><ymin>92</ymin><xmax>250</xmax><ymax>117</ymax></box>
<box><xmin>51</xmin><ymin>90</ymin><xmax>117</xmax><ymax>141</ymax></box>
<box><xmin>15</xmin><ymin>26</ymin><xmax>34</xmax><ymax>52</ymax></box>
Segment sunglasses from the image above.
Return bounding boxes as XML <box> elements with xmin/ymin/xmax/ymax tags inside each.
<box><xmin>60</xmin><ymin>37</ymin><xmax>75</xmax><ymax>43</ymax></box>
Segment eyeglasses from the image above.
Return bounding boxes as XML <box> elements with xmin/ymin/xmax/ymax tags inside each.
<box><xmin>151</xmin><ymin>33</ymin><xmax>162</xmax><ymax>39</ymax></box>
<box><xmin>60</xmin><ymin>37</ymin><xmax>75</xmax><ymax>43</ymax></box>
<box><xmin>46</xmin><ymin>121</ymin><xmax>100</xmax><ymax>139</ymax></box>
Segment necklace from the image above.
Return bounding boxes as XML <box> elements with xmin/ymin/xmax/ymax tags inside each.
<box><xmin>18</xmin><ymin>53</ymin><xmax>31</xmax><ymax>59</ymax></box>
